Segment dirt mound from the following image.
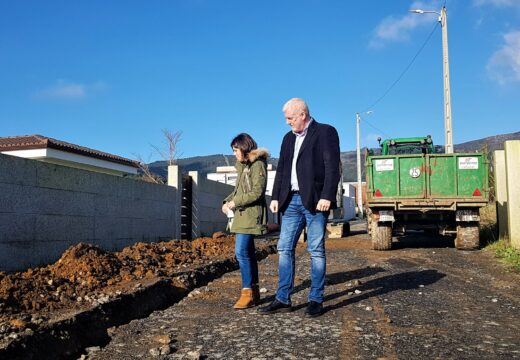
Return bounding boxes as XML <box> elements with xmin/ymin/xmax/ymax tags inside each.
<box><xmin>0</xmin><ymin>243</ymin><xmax>124</xmax><ymax>315</ymax></box>
<box><xmin>192</xmin><ymin>235</ymin><xmax>235</xmax><ymax>257</ymax></box>
<box><xmin>51</xmin><ymin>243</ymin><xmax>122</xmax><ymax>287</ymax></box>
<box><xmin>0</xmin><ymin>234</ymin><xmax>236</xmax><ymax>322</ymax></box>
<box><xmin>117</xmin><ymin>240</ymin><xmax>199</xmax><ymax>280</ymax></box>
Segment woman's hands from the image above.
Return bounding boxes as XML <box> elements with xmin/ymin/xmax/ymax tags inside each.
<box><xmin>221</xmin><ymin>201</ymin><xmax>236</xmax><ymax>215</ymax></box>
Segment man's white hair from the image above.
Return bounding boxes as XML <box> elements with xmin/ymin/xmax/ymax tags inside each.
<box><xmin>282</xmin><ymin>98</ymin><xmax>310</xmax><ymax>116</ymax></box>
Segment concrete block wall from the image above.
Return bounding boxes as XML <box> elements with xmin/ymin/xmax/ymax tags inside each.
<box><xmin>190</xmin><ymin>171</ymin><xmax>277</xmax><ymax>238</ymax></box>
<box><xmin>493</xmin><ymin>150</ymin><xmax>508</xmax><ymax>240</ymax></box>
<box><xmin>504</xmin><ymin>141</ymin><xmax>520</xmax><ymax>249</ymax></box>
<box><xmin>0</xmin><ymin>153</ymin><xmax>178</xmax><ymax>272</ymax></box>
<box><xmin>189</xmin><ymin>171</ymin><xmax>234</xmax><ymax>238</ymax></box>
<box><xmin>494</xmin><ymin>141</ymin><xmax>520</xmax><ymax>250</ymax></box>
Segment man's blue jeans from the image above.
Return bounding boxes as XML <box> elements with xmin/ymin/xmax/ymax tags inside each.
<box><xmin>235</xmin><ymin>233</ymin><xmax>259</xmax><ymax>288</ymax></box>
<box><xmin>276</xmin><ymin>194</ymin><xmax>327</xmax><ymax>304</ymax></box>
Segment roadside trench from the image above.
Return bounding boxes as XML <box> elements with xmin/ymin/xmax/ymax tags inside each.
<box><xmin>0</xmin><ymin>245</ymin><xmax>276</xmax><ymax>360</ymax></box>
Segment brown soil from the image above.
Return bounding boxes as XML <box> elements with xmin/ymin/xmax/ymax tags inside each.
<box><xmin>0</xmin><ymin>232</ymin><xmax>237</xmax><ymax>326</ymax></box>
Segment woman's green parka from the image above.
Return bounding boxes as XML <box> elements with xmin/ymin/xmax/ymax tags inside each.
<box><xmin>224</xmin><ymin>148</ymin><xmax>269</xmax><ymax>235</ymax></box>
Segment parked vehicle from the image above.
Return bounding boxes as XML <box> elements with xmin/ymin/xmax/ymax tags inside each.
<box><xmin>365</xmin><ymin>135</ymin><xmax>488</xmax><ymax>250</ymax></box>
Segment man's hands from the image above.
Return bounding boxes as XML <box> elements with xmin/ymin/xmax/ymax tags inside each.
<box><xmin>316</xmin><ymin>199</ymin><xmax>331</xmax><ymax>212</ymax></box>
<box><xmin>270</xmin><ymin>200</ymin><xmax>279</xmax><ymax>213</ymax></box>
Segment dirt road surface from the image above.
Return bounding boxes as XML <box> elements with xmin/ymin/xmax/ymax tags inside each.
<box><xmin>84</xmin><ymin>221</ymin><xmax>520</xmax><ymax>360</ymax></box>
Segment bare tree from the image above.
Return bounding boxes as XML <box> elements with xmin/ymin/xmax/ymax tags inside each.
<box><xmin>134</xmin><ymin>153</ymin><xmax>165</xmax><ymax>184</ymax></box>
<box><xmin>133</xmin><ymin>129</ymin><xmax>182</xmax><ymax>183</ymax></box>
<box><xmin>223</xmin><ymin>154</ymin><xmax>230</xmax><ymax>166</ymax></box>
<box><xmin>151</xmin><ymin>129</ymin><xmax>182</xmax><ymax>166</ymax></box>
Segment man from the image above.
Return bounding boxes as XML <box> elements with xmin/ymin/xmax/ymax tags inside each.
<box><xmin>258</xmin><ymin>98</ymin><xmax>340</xmax><ymax>317</ymax></box>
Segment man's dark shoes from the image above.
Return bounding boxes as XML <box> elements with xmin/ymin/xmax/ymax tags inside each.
<box><xmin>305</xmin><ymin>301</ymin><xmax>323</xmax><ymax>317</ymax></box>
<box><xmin>257</xmin><ymin>299</ymin><xmax>292</xmax><ymax>315</ymax></box>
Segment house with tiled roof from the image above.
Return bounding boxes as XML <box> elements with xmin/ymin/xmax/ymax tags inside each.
<box><xmin>0</xmin><ymin>135</ymin><xmax>139</xmax><ymax>176</ymax></box>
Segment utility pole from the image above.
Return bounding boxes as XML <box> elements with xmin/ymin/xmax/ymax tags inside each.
<box><xmin>410</xmin><ymin>6</ymin><xmax>454</xmax><ymax>154</ymax></box>
<box><xmin>440</xmin><ymin>6</ymin><xmax>453</xmax><ymax>154</ymax></box>
<box><xmin>356</xmin><ymin>113</ymin><xmax>363</xmax><ymax>218</ymax></box>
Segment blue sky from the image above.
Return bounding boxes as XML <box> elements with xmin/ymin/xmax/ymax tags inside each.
<box><xmin>1</xmin><ymin>0</ymin><xmax>519</xmax><ymax>161</ymax></box>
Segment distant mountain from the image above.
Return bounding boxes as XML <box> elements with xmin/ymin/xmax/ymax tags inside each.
<box><xmin>454</xmin><ymin>131</ymin><xmax>520</xmax><ymax>153</ymax></box>
<box><xmin>148</xmin><ymin>131</ymin><xmax>520</xmax><ymax>182</ymax></box>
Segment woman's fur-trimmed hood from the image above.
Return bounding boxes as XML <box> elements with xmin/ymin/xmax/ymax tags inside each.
<box><xmin>247</xmin><ymin>148</ymin><xmax>269</xmax><ymax>162</ymax></box>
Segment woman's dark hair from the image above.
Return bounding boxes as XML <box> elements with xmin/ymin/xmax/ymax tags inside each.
<box><xmin>230</xmin><ymin>133</ymin><xmax>257</xmax><ymax>159</ymax></box>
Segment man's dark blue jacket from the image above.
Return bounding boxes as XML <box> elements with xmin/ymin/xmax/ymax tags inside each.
<box><xmin>272</xmin><ymin>119</ymin><xmax>341</xmax><ymax>213</ymax></box>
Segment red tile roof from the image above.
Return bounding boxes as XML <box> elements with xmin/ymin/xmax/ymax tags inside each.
<box><xmin>0</xmin><ymin>135</ymin><xmax>139</xmax><ymax>168</ymax></box>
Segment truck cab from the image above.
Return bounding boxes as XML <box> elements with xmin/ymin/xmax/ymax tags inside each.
<box><xmin>380</xmin><ymin>135</ymin><xmax>434</xmax><ymax>155</ymax></box>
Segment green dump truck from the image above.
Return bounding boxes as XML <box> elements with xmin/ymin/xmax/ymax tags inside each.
<box><xmin>365</xmin><ymin>136</ymin><xmax>489</xmax><ymax>250</ymax></box>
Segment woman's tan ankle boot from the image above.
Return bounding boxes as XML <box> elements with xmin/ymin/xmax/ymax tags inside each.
<box><xmin>252</xmin><ymin>284</ymin><xmax>260</xmax><ymax>304</ymax></box>
<box><xmin>233</xmin><ymin>288</ymin><xmax>254</xmax><ymax>309</ymax></box>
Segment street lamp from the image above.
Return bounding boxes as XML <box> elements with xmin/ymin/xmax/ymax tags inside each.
<box><xmin>410</xmin><ymin>6</ymin><xmax>454</xmax><ymax>154</ymax></box>
<box><xmin>356</xmin><ymin>110</ymin><xmax>373</xmax><ymax>218</ymax></box>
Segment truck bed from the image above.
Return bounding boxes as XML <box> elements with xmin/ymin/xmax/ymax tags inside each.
<box><xmin>366</xmin><ymin>153</ymin><xmax>488</xmax><ymax>210</ymax></box>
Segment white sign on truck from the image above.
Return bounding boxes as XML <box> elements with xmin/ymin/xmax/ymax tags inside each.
<box><xmin>375</xmin><ymin>159</ymin><xmax>394</xmax><ymax>171</ymax></box>
<box><xmin>458</xmin><ymin>157</ymin><xmax>479</xmax><ymax>170</ymax></box>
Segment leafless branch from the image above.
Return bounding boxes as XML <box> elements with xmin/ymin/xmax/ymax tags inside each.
<box><xmin>150</xmin><ymin>129</ymin><xmax>182</xmax><ymax>166</ymax></box>
<box><xmin>223</xmin><ymin>154</ymin><xmax>230</xmax><ymax>166</ymax></box>
<box><xmin>133</xmin><ymin>153</ymin><xmax>164</xmax><ymax>184</ymax></box>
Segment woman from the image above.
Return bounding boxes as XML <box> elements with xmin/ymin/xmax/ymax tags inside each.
<box><xmin>222</xmin><ymin>133</ymin><xmax>269</xmax><ymax>309</ymax></box>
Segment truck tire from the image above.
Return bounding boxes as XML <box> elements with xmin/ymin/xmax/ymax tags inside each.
<box><xmin>455</xmin><ymin>223</ymin><xmax>480</xmax><ymax>250</ymax></box>
<box><xmin>372</xmin><ymin>222</ymin><xmax>393</xmax><ymax>250</ymax></box>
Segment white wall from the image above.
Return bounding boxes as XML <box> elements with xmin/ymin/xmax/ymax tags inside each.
<box><xmin>341</xmin><ymin>183</ymin><xmax>356</xmax><ymax>220</ymax></box>
<box><xmin>504</xmin><ymin>141</ymin><xmax>520</xmax><ymax>249</ymax></box>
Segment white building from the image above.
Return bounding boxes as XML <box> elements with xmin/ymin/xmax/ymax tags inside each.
<box><xmin>0</xmin><ymin>135</ymin><xmax>139</xmax><ymax>176</ymax></box>
<box><xmin>207</xmin><ymin>164</ymin><xmax>277</xmax><ymax>196</ymax></box>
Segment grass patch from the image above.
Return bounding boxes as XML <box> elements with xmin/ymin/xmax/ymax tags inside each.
<box><xmin>486</xmin><ymin>239</ymin><xmax>520</xmax><ymax>272</ymax></box>
<box><xmin>480</xmin><ymin>202</ymin><xmax>520</xmax><ymax>272</ymax></box>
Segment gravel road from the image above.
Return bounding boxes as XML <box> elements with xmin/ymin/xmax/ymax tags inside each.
<box><xmin>85</xmin><ymin>221</ymin><xmax>520</xmax><ymax>360</ymax></box>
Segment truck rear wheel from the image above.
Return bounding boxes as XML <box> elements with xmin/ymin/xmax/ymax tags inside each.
<box><xmin>372</xmin><ymin>222</ymin><xmax>393</xmax><ymax>250</ymax></box>
<box><xmin>455</xmin><ymin>223</ymin><xmax>480</xmax><ymax>250</ymax></box>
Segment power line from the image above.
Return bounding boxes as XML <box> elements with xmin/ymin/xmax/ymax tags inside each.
<box><xmin>362</xmin><ymin>21</ymin><xmax>440</xmax><ymax>115</ymax></box>
<box><xmin>363</xmin><ymin>117</ymin><xmax>391</xmax><ymax>139</ymax></box>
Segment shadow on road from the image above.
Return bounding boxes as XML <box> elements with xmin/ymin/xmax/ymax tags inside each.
<box><xmin>259</xmin><ymin>268</ymin><xmax>445</xmax><ymax>312</ymax></box>
<box><xmin>393</xmin><ymin>232</ymin><xmax>455</xmax><ymax>249</ymax></box>
<box><xmin>348</xmin><ymin>229</ymin><xmax>367</xmax><ymax>236</ymax></box>
<box><xmin>323</xmin><ymin>269</ymin><xmax>446</xmax><ymax>313</ymax></box>
<box><xmin>258</xmin><ymin>267</ymin><xmax>386</xmax><ymax>309</ymax></box>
